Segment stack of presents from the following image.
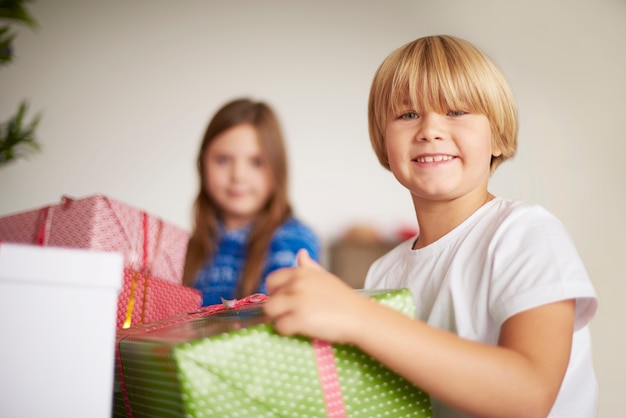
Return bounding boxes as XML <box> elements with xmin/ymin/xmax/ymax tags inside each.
<box><xmin>0</xmin><ymin>194</ymin><xmax>432</xmax><ymax>417</ymax></box>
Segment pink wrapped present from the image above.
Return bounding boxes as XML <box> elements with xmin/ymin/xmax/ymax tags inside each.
<box><xmin>117</xmin><ymin>268</ymin><xmax>202</xmax><ymax>329</ymax></box>
<box><xmin>0</xmin><ymin>194</ymin><xmax>189</xmax><ymax>284</ymax></box>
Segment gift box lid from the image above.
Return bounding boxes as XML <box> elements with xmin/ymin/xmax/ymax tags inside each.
<box><xmin>0</xmin><ymin>242</ymin><xmax>123</xmax><ymax>289</ymax></box>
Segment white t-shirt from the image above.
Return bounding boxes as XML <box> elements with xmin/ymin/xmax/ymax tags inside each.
<box><xmin>364</xmin><ymin>197</ymin><xmax>598</xmax><ymax>417</ymax></box>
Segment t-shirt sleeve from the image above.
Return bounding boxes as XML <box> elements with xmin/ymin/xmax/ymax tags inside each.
<box><xmin>488</xmin><ymin>206</ymin><xmax>598</xmax><ymax>331</ymax></box>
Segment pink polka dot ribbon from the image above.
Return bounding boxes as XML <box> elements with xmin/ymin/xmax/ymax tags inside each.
<box><xmin>313</xmin><ymin>338</ymin><xmax>347</xmax><ymax>418</ymax></box>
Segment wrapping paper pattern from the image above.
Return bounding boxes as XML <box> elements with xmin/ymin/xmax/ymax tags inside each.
<box><xmin>114</xmin><ymin>289</ymin><xmax>432</xmax><ymax>418</ymax></box>
<box><xmin>117</xmin><ymin>268</ymin><xmax>202</xmax><ymax>329</ymax></box>
<box><xmin>0</xmin><ymin>194</ymin><xmax>189</xmax><ymax>284</ymax></box>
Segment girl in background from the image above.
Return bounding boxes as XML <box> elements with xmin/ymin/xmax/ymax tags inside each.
<box><xmin>182</xmin><ymin>98</ymin><xmax>321</xmax><ymax>306</ymax></box>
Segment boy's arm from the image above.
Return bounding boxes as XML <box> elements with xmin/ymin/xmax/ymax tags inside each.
<box><xmin>264</xmin><ymin>249</ymin><xmax>574</xmax><ymax>418</ymax></box>
<box><xmin>353</xmin><ymin>296</ymin><xmax>574</xmax><ymax>418</ymax></box>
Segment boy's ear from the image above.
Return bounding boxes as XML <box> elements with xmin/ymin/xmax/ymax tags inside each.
<box><xmin>490</xmin><ymin>131</ymin><xmax>503</xmax><ymax>157</ymax></box>
<box><xmin>491</xmin><ymin>138</ymin><xmax>503</xmax><ymax>157</ymax></box>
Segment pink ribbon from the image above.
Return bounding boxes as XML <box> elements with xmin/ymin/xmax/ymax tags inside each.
<box><xmin>313</xmin><ymin>339</ymin><xmax>347</xmax><ymax>418</ymax></box>
<box><xmin>36</xmin><ymin>206</ymin><xmax>52</xmax><ymax>245</ymax></box>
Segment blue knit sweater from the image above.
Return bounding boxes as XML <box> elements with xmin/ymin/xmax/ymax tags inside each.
<box><xmin>193</xmin><ymin>217</ymin><xmax>321</xmax><ymax>306</ymax></box>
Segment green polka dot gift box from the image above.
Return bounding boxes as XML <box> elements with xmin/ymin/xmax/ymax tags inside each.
<box><xmin>113</xmin><ymin>289</ymin><xmax>432</xmax><ymax>418</ymax></box>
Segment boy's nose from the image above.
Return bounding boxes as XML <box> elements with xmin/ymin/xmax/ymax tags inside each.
<box><xmin>416</xmin><ymin>112</ymin><xmax>444</xmax><ymax>141</ymax></box>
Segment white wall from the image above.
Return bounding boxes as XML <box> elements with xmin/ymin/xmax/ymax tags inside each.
<box><xmin>1</xmin><ymin>0</ymin><xmax>624</xmax><ymax>414</ymax></box>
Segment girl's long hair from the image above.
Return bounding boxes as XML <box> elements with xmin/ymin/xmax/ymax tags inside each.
<box><xmin>182</xmin><ymin>98</ymin><xmax>292</xmax><ymax>298</ymax></box>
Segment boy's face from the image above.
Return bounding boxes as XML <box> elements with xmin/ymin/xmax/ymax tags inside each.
<box><xmin>385</xmin><ymin>108</ymin><xmax>500</xmax><ymax>204</ymax></box>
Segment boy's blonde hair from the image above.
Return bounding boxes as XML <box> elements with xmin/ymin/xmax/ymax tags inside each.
<box><xmin>368</xmin><ymin>35</ymin><xmax>518</xmax><ymax>173</ymax></box>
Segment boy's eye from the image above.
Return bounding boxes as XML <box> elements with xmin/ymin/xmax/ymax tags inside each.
<box><xmin>448</xmin><ymin>110</ymin><xmax>467</xmax><ymax>116</ymax></box>
<box><xmin>400</xmin><ymin>112</ymin><xmax>419</xmax><ymax>120</ymax></box>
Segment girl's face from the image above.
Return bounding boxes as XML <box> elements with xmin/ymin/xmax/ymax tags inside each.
<box><xmin>385</xmin><ymin>106</ymin><xmax>500</xmax><ymax>205</ymax></box>
<box><xmin>204</xmin><ymin>124</ymin><xmax>274</xmax><ymax>229</ymax></box>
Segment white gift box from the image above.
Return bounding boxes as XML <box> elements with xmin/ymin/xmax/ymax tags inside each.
<box><xmin>0</xmin><ymin>243</ymin><xmax>123</xmax><ymax>418</ymax></box>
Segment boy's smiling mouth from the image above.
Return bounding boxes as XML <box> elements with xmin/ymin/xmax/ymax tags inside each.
<box><xmin>413</xmin><ymin>154</ymin><xmax>455</xmax><ymax>163</ymax></box>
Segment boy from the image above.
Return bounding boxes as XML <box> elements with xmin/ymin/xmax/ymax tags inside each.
<box><xmin>264</xmin><ymin>35</ymin><xmax>597</xmax><ymax>417</ymax></box>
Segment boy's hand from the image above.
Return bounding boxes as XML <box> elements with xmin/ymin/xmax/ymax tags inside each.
<box><xmin>264</xmin><ymin>249</ymin><xmax>370</xmax><ymax>344</ymax></box>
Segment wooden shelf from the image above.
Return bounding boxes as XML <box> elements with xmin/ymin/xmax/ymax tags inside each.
<box><xmin>328</xmin><ymin>240</ymin><xmax>397</xmax><ymax>289</ymax></box>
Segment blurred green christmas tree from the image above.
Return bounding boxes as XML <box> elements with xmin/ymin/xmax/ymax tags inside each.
<box><xmin>0</xmin><ymin>0</ymin><xmax>41</xmax><ymax>166</ymax></box>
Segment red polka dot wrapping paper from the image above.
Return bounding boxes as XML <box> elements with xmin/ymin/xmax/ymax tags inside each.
<box><xmin>0</xmin><ymin>194</ymin><xmax>189</xmax><ymax>284</ymax></box>
<box><xmin>116</xmin><ymin>268</ymin><xmax>202</xmax><ymax>330</ymax></box>
<box><xmin>113</xmin><ymin>289</ymin><xmax>432</xmax><ymax>418</ymax></box>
